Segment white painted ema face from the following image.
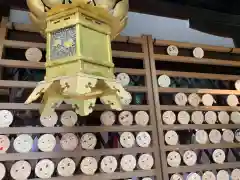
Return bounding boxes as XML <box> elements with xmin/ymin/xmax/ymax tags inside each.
<box><xmin>80</xmin><ymin>157</ymin><xmax>98</xmax><ymax>175</ymax></box>
<box><xmin>60</xmin><ymin>110</ymin><xmax>78</xmax><ymax>127</ymax></box>
<box><xmin>57</xmin><ymin>158</ymin><xmax>76</xmax><ymax>177</ymax></box>
<box><xmin>119</xmin><ymin>111</ymin><xmax>134</xmax><ymax>126</ymax></box>
<box><xmin>100</xmin><ymin>111</ymin><xmax>116</xmax><ymax>126</ymax></box>
<box><xmin>10</xmin><ymin>161</ymin><xmax>31</xmax><ymax>180</ymax></box>
<box><xmin>13</xmin><ymin>134</ymin><xmax>33</xmax><ymax>153</ymax></box>
<box><xmin>120</xmin><ymin>132</ymin><xmax>135</xmax><ymax>148</ymax></box>
<box><xmin>35</xmin><ymin>159</ymin><xmax>55</xmax><ymax>179</ymax></box>
<box><xmin>60</xmin><ymin>133</ymin><xmax>79</xmax><ymax>151</ymax></box>
<box><xmin>120</xmin><ymin>155</ymin><xmax>136</xmax><ymax>172</ymax></box>
<box><xmin>38</xmin><ymin>134</ymin><xmax>56</xmax><ymax>152</ymax></box>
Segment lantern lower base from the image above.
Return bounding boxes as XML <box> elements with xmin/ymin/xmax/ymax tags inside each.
<box><xmin>25</xmin><ymin>73</ymin><xmax>129</xmax><ymax>116</ymax></box>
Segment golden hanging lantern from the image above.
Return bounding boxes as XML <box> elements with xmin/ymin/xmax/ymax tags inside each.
<box><xmin>25</xmin><ymin>0</ymin><xmax>129</xmax><ymax>116</ymax></box>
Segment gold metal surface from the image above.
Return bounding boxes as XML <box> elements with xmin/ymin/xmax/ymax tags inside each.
<box><xmin>26</xmin><ymin>1</ymin><xmax>129</xmax><ymax>116</ymax></box>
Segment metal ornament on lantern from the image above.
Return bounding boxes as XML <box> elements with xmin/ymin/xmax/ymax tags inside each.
<box><xmin>25</xmin><ymin>0</ymin><xmax>129</xmax><ymax>116</ymax></box>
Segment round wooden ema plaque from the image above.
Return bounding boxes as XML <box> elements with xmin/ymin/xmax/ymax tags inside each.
<box><xmin>235</xmin><ymin>129</ymin><xmax>240</xmax><ymax>142</ymax></box>
<box><xmin>209</xmin><ymin>129</ymin><xmax>222</xmax><ymax>144</ymax></box>
<box><xmin>165</xmin><ymin>130</ymin><xmax>179</xmax><ymax>145</ymax></box>
<box><xmin>186</xmin><ymin>173</ymin><xmax>201</xmax><ymax>180</ymax></box>
<box><xmin>202</xmin><ymin>94</ymin><xmax>215</xmax><ymax>106</ymax></box>
<box><xmin>35</xmin><ymin>159</ymin><xmax>55</xmax><ymax>179</ymax></box>
<box><xmin>177</xmin><ymin>111</ymin><xmax>190</xmax><ymax>124</ymax></box>
<box><xmin>0</xmin><ymin>163</ymin><xmax>5</xmax><ymax>180</ymax></box>
<box><xmin>138</xmin><ymin>153</ymin><xmax>154</xmax><ymax>170</ymax></box>
<box><xmin>202</xmin><ymin>171</ymin><xmax>216</xmax><ymax>180</ymax></box>
<box><xmin>14</xmin><ymin>134</ymin><xmax>33</xmax><ymax>153</ymax></box>
<box><xmin>183</xmin><ymin>150</ymin><xmax>197</xmax><ymax>166</ymax></box>
<box><xmin>222</xmin><ymin>129</ymin><xmax>234</xmax><ymax>143</ymax></box>
<box><xmin>120</xmin><ymin>155</ymin><xmax>136</xmax><ymax>172</ymax></box>
<box><xmin>193</xmin><ymin>47</ymin><xmax>204</xmax><ymax>59</ymax></box>
<box><xmin>158</xmin><ymin>75</ymin><xmax>171</xmax><ymax>88</ymax></box>
<box><xmin>116</xmin><ymin>73</ymin><xmax>130</xmax><ymax>87</ymax></box>
<box><xmin>191</xmin><ymin>111</ymin><xmax>204</xmax><ymax>124</ymax></box>
<box><xmin>142</xmin><ymin>178</ymin><xmax>153</xmax><ymax>180</ymax></box>
<box><xmin>120</xmin><ymin>132</ymin><xmax>135</xmax><ymax>148</ymax></box>
<box><xmin>118</xmin><ymin>111</ymin><xmax>134</xmax><ymax>126</ymax></box>
<box><xmin>174</xmin><ymin>93</ymin><xmax>188</xmax><ymax>106</ymax></box>
<box><xmin>218</xmin><ymin>111</ymin><xmax>230</xmax><ymax>124</ymax></box>
<box><xmin>80</xmin><ymin>157</ymin><xmax>98</xmax><ymax>175</ymax></box>
<box><xmin>0</xmin><ymin>110</ymin><xmax>13</xmax><ymax>127</ymax></box>
<box><xmin>38</xmin><ymin>134</ymin><xmax>56</xmax><ymax>152</ymax></box>
<box><xmin>227</xmin><ymin>95</ymin><xmax>239</xmax><ymax>107</ymax></box>
<box><xmin>60</xmin><ymin>133</ymin><xmax>78</xmax><ymax>151</ymax></box>
<box><xmin>80</xmin><ymin>133</ymin><xmax>97</xmax><ymax>150</ymax></box>
<box><xmin>57</xmin><ymin>158</ymin><xmax>76</xmax><ymax>177</ymax></box>
<box><xmin>167</xmin><ymin>151</ymin><xmax>181</xmax><ymax>167</ymax></box>
<box><xmin>167</xmin><ymin>45</ymin><xmax>179</xmax><ymax>56</ymax></box>
<box><xmin>204</xmin><ymin>111</ymin><xmax>217</xmax><ymax>124</ymax></box>
<box><xmin>162</xmin><ymin>111</ymin><xmax>176</xmax><ymax>125</ymax></box>
<box><xmin>135</xmin><ymin>111</ymin><xmax>149</xmax><ymax>126</ymax></box>
<box><xmin>40</xmin><ymin>112</ymin><xmax>58</xmax><ymax>127</ymax></box>
<box><xmin>212</xmin><ymin>149</ymin><xmax>225</xmax><ymax>164</ymax></box>
<box><xmin>100</xmin><ymin>156</ymin><xmax>118</xmax><ymax>173</ymax></box>
<box><xmin>217</xmin><ymin>170</ymin><xmax>229</xmax><ymax>180</ymax></box>
<box><xmin>136</xmin><ymin>132</ymin><xmax>151</xmax><ymax>148</ymax></box>
<box><xmin>25</xmin><ymin>48</ymin><xmax>42</xmax><ymax>62</ymax></box>
<box><xmin>231</xmin><ymin>169</ymin><xmax>240</xmax><ymax>180</ymax></box>
<box><xmin>0</xmin><ymin>135</ymin><xmax>10</xmax><ymax>153</ymax></box>
<box><xmin>100</xmin><ymin>111</ymin><xmax>116</xmax><ymax>126</ymax></box>
<box><xmin>60</xmin><ymin>111</ymin><xmax>77</xmax><ymax>127</ymax></box>
<box><xmin>10</xmin><ymin>160</ymin><xmax>31</xmax><ymax>180</ymax></box>
<box><xmin>231</xmin><ymin>112</ymin><xmax>240</xmax><ymax>124</ymax></box>
<box><xmin>235</xmin><ymin>80</ymin><xmax>240</xmax><ymax>90</ymax></box>
<box><xmin>170</xmin><ymin>174</ymin><xmax>184</xmax><ymax>180</ymax></box>
<box><xmin>120</xmin><ymin>91</ymin><xmax>132</xmax><ymax>105</ymax></box>
<box><xmin>195</xmin><ymin>130</ymin><xmax>208</xmax><ymax>144</ymax></box>
<box><xmin>188</xmin><ymin>93</ymin><xmax>201</xmax><ymax>107</ymax></box>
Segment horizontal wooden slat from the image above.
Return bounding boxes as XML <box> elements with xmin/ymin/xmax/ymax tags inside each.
<box><xmin>167</xmin><ymin>162</ymin><xmax>240</xmax><ymax>173</ymax></box>
<box><xmin>0</xmin><ymin>80</ymin><xmax>147</xmax><ymax>92</ymax></box>
<box><xmin>0</xmin><ymin>59</ymin><xmax>44</xmax><ymax>69</ymax></box>
<box><xmin>115</xmin><ymin>68</ymin><xmax>146</xmax><ymax>75</ymax></box>
<box><xmin>0</xmin><ymin>125</ymin><xmax>153</xmax><ymax>134</ymax></box>
<box><xmin>113</xmin><ymin>51</ymin><xmax>145</xmax><ymax>59</ymax></box>
<box><xmin>154</xmin><ymin>54</ymin><xmax>240</xmax><ymax>67</ymax></box>
<box><xmin>0</xmin><ymin>60</ymin><xmax>146</xmax><ymax>76</ymax></box>
<box><xmin>159</xmin><ymin>87</ymin><xmax>240</xmax><ymax>95</ymax></box>
<box><xmin>160</xmin><ymin>105</ymin><xmax>240</xmax><ymax>111</ymax></box>
<box><xmin>4</xmin><ymin>40</ymin><xmax>45</xmax><ymax>49</ymax></box>
<box><xmin>4</xmin><ymin>40</ymin><xmax>143</xmax><ymax>59</ymax></box>
<box><xmin>0</xmin><ymin>148</ymin><xmax>153</xmax><ymax>161</ymax></box>
<box><xmin>8</xmin><ymin>22</ymin><xmax>143</xmax><ymax>44</ymax></box>
<box><xmin>154</xmin><ymin>39</ymin><xmax>240</xmax><ymax>54</ymax></box>
<box><xmin>30</xmin><ymin>170</ymin><xmax>155</xmax><ymax>180</ymax></box>
<box><xmin>0</xmin><ymin>103</ymin><xmax>149</xmax><ymax>111</ymax></box>
<box><xmin>156</xmin><ymin>70</ymin><xmax>240</xmax><ymax>81</ymax></box>
<box><xmin>164</xmin><ymin>143</ymin><xmax>240</xmax><ymax>151</ymax></box>
<box><xmin>163</xmin><ymin>124</ymin><xmax>240</xmax><ymax>130</ymax></box>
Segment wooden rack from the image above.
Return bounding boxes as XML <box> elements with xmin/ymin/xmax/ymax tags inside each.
<box><xmin>0</xmin><ymin>18</ymin><xmax>161</xmax><ymax>180</ymax></box>
<box><xmin>148</xmin><ymin>36</ymin><xmax>240</xmax><ymax>180</ymax></box>
<box><xmin>1</xmin><ymin>17</ymin><xmax>240</xmax><ymax>180</ymax></box>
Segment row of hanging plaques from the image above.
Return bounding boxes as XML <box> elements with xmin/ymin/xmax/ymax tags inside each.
<box><xmin>24</xmin><ymin>45</ymin><xmax>205</xmax><ymax>63</ymax></box>
<box><xmin>162</xmin><ymin>110</ymin><xmax>240</xmax><ymax>125</ymax></box>
<box><xmin>0</xmin><ymin>153</ymin><xmax>154</xmax><ymax>179</ymax></box>
<box><xmin>0</xmin><ymin>131</ymin><xmax>152</xmax><ymax>154</ymax></box>
<box><xmin>164</xmin><ymin>129</ymin><xmax>240</xmax><ymax>145</ymax></box>
<box><xmin>170</xmin><ymin>170</ymin><xmax>240</xmax><ymax>180</ymax></box>
<box><xmin>0</xmin><ymin>110</ymin><xmax>150</xmax><ymax>127</ymax></box>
